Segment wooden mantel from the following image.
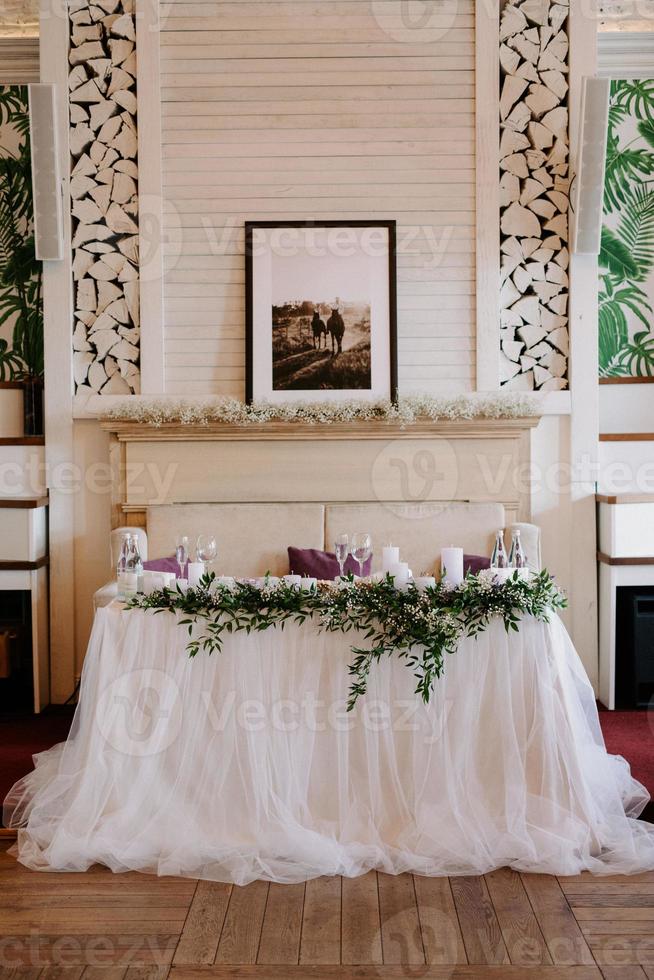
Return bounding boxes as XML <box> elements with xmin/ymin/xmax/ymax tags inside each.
<box><xmin>100</xmin><ymin>416</ymin><xmax>540</xmax><ymax>530</ymax></box>
<box><xmin>101</xmin><ymin>416</ymin><xmax>540</xmax><ymax>442</ymax></box>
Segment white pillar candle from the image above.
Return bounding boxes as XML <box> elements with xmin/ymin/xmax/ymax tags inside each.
<box><xmin>188</xmin><ymin>562</ymin><xmax>204</xmax><ymax>587</ymax></box>
<box><xmin>301</xmin><ymin>577</ymin><xmax>317</xmax><ymax>590</ymax></box>
<box><xmin>283</xmin><ymin>574</ymin><xmax>302</xmax><ymax>589</ymax></box>
<box><xmin>389</xmin><ymin>561</ymin><xmax>410</xmax><ymax>588</ymax></box>
<box><xmin>382</xmin><ymin>545</ymin><xmax>400</xmax><ymax>572</ymax></box>
<box><xmin>414</xmin><ymin>576</ymin><xmax>436</xmax><ymax>591</ymax></box>
<box><xmin>141</xmin><ymin>572</ymin><xmax>158</xmax><ymax>595</ymax></box>
<box><xmin>177</xmin><ymin>578</ymin><xmax>189</xmax><ymax>592</ymax></box>
<box><xmin>441</xmin><ymin>547</ymin><xmax>464</xmax><ymax>586</ymax></box>
<box><xmin>161</xmin><ymin>572</ymin><xmax>176</xmax><ymax>589</ymax></box>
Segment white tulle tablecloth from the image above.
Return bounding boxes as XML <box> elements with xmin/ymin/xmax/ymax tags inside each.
<box><xmin>4</xmin><ymin>602</ymin><xmax>654</xmax><ymax>882</ymax></box>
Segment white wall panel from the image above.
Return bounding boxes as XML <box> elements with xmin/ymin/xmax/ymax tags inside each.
<box><xmin>160</xmin><ymin>0</ymin><xmax>476</xmax><ymax>397</ymax></box>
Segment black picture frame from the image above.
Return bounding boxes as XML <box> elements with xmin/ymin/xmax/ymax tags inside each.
<box><xmin>245</xmin><ymin>219</ymin><xmax>397</xmax><ymax>405</ymax></box>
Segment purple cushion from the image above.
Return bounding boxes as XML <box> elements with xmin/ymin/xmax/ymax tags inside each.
<box><xmin>464</xmin><ymin>553</ymin><xmax>490</xmax><ymax>575</ymax></box>
<box><xmin>288</xmin><ymin>546</ymin><xmax>372</xmax><ymax>580</ymax></box>
<box><xmin>144</xmin><ymin>555</ymin><xmax>187</xmax><ymax>576</ymax></box>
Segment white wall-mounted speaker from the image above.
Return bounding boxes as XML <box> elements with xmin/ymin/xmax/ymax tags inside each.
<box><xmin>572</xmin><ymin>76</ymin><xmax>611</xmax><ymax>255</ymax></box>
<box><xmin>28</xmin><ymin>83</ymin><xmax>64</xmax><ymax>261</ymax></box>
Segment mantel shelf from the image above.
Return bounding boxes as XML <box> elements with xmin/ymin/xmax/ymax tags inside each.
<box><xmin>101</xmin><ymin>416</ymin><xmax>540</xmax><ymax>443</ymax></box>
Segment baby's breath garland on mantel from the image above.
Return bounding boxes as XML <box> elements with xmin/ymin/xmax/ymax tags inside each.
<box><xmin>103</xmin><ymin>393</ymin><xmax>542</xmax><ymax>427</ymax></box>
<box><xmin>127</xmin><ymin>571</ymin><xmax>565</xmax><ymax>710</ymax></box>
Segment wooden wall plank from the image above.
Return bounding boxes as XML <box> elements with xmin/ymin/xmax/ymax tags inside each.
<box><xmin>160</xmin><ymin>0</ymin><xmax>476</xmax><ymax>397</ymax></box>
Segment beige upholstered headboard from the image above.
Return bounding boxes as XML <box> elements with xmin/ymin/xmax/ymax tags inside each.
<box><xmin>146</xmin><ymin>501</ymin><xmax>541</xmax><ymax>577</ymax></box>
<box><xmin>147</xmin><ymin>503</ymin><xmax>325</xmax><ymax>577</ymax></box>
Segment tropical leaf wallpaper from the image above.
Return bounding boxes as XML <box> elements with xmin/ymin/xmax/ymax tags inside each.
<box><xmin>0</xmin><ymin>85</ymin><xmax>41</xmax><ymax>382</ymax></box>
<box><xmin>600</xmin><ymin>79</ymin><xmax>654</xmax><ymax>379</ymax></box>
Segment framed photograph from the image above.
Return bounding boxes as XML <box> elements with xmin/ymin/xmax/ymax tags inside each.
<box><xmin>245</xmin><ymin>220</ymin><xmax>397</xmax><ymax>404</ymax></box>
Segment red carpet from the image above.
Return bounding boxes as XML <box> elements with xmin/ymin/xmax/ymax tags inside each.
<box><xmin>0</xmin><ymin>708</ymin><xmax>74</xmax><ymax>826</ymax></box>
<box><xmin>598</xmin><ymin>709</ymin><xmax>654</xmax><ymax>818</ymax></box>
<box><xmin>1</xmin><ymin>708</ymin><xmax>653</xmax><ymax>826</ymax></box>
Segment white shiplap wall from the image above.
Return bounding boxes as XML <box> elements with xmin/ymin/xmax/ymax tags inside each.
<box><xmin>160</xmin><ymin>0</ymin><xmax>476</xmax><ymax>396</ymax></box>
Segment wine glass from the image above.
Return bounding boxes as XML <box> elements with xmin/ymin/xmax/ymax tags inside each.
<box><xmin>351</xmin><ymin>531</ymin><xmax>372</xmax><ymax>578</ymax></box>
<box><xmin>175</xmin><ymin>534</ymin><xmax>189</xmax><ymax>579</ymax></box>
<box><xmin>334</xmin><ymin>533</ymin><xmax>349</xmax><ymax>578</ymax></box>
<box><xmin>196</xmin><ymin>534</ymin><xmax>217</xmax><ymax>575</ymax></box>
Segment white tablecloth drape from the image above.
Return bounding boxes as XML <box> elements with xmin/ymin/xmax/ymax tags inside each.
<box><xmin>4</xmin><ymin>604</ymin><xmax>654</xmax><ymax>882</ymax></box>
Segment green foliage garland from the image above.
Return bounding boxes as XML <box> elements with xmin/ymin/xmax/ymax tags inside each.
<box><xmin>127</xmin><ymin>571</ymin><xmax>566</xmax><ymax>711</ymax></box>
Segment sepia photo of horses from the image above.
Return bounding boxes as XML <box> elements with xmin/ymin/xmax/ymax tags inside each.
<box><xmin>272</xmin><ymin>297</ymin><xmax>371</xmax><ymax>391</ymax></box>
<box><xmin>246</xmin><ymin>221</ymin><xmax>397</xmax><ymax>405</ymax></box>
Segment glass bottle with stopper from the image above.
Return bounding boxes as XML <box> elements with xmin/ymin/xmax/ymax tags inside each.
<box><xmin>124</xmin><ymin>535</ymin><xmax>144</xmax><ymax>597</ymax></box>
<box><xmin>491</xmin><ymin>529</ymin><xmax>508</xmax><ymax>569</ymax></box>
<box><xmin>508</xmin><ymin>529</ymin><xmax>527</xmax><ymax>569</ymax></box>
<box><xmin>116</xmin><ymin>532</ymin><xmax>131</xmax><ymax>600</ymax></box>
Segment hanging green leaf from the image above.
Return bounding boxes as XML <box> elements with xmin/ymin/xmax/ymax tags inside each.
<box><xmin>607</xmin><ymin>100</ymin><xmax>629</xmax><ymax>142</ymax></box>
<box><xmin>0</xmin><ymin>337</ymin><xmax>22</xmax><ymax>381</ymax></box>
<box><xmin>612</xmin><ymin>282</ymin><xmax>653</xmax><ymax>330</ymax></box>
<box><xmin>0</xmin><ymin>86</ymin><xmax>28</xmax><ymax>128</ymax></box>
<box><xmin>610</xmin><ymin>79</ymin><xmax>654</xmax><ymax>124</ymax></box>
<box><xmin>598</xmin><ymin>288</ymin><xmax>629</xmax><ymax>375</ymax></box>
<box><xmin>615</xmin><ymin>330</ymin><xmax>654</xmax><ymax>375</ymax></box>
<box><xmin>599</xmin><ymin>226</ymin><xmax>640</xmax><ymax>279</ymax></box>
<box><xmin>603</xmin><ymin>141</ymin><xmax>654</xmax><ymax>212</ymax></box>
<box><xmin>611</xmin><ymin>185</ymin><xmax>654</xmax><ymax>280</ymax></box>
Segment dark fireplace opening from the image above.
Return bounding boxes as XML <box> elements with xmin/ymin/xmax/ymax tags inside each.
<box><xmin>0</xmin><ymin>590</ymin><xmax>33</xmax><ymax>713</ymax></box>
<box><xmin>616</xmin><ymin>587</ymin><xmax>654</xmax><ymax>710</ymax></box>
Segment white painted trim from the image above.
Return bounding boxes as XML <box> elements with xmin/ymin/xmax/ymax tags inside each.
<box><xmin>0</xmin><ymin>37</ymin><xmax>39</xmax><ymax>83</ymax></box>
<box><xmin>136</xmin><ymin>0</ymin><xmax>165</xmax><ymax>394</ymax></box>
<box><xmin>598</xmin><ymin>31</ymin><xmax>654</xmax><ymax>75</ymax></box>
<box><xmin>568</xmin><ymin>0</ymin><xmax>600</xmax><ymax>691</ymax></box>
<box><xmin>40</xmin><ymin>0</ymin><xmax>76</xmax><ymax>703</ymax></box>
<box><xmin>475</xmin><ymin>0</ymin><xmax>500</xmax><ymax>392</ymax></box>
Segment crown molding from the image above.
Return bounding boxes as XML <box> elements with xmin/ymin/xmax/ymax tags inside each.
<box><xmin>598</xmin><ymin>31</ymin><xmax>654</xmax><ymax>74</ymax></box>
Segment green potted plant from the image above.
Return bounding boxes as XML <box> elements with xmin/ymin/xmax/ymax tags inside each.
<box><xmin>0</xmin><ymin>85</ymin><xmax>43</xmax><ymax>436</ymax></box>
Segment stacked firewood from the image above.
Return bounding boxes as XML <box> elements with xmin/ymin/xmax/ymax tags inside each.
<box><xmin>499</xmin><ymin>0</ymin><xmax>569</xmax><ymax>392</ymax></box>
<box><xmin>68</xmin><ymin>0</ymin><xmax>140</xmax><ymax>395</ymax></box>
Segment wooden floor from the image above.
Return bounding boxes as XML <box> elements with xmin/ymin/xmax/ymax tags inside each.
<box><xmin>1</xmin><ymin>843</ymin><xmax>654</xmax><ymax>979</ymax></box>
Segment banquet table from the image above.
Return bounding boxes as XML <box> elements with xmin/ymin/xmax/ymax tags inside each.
<box><xmin>4</xmin><ymin>601</ymin><xmax>654</xmax><ymax>882</ymax></box>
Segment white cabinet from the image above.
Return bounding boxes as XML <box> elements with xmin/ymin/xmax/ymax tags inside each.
<box><xmin>597</xmin><ymin>493</ymin><xmax>654</xmax><ymax>709</ymax></box>
<box><xmin>0</xmin><ymin>496</ymin><xmax>50</xmax><ymax>712</ymax></box>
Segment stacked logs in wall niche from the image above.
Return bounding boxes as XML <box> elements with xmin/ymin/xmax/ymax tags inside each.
<box><xmin>499</xmin><ymin>0</ymin><xmax>569</xmax><ymax>392</ymax></box>
<box><xmin>68</xmin><ymin>0</ymin><xmax>140</xmax><ymax>395</ymax></box>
